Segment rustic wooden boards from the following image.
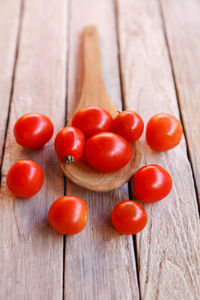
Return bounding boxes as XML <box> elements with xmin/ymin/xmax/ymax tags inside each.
<box><xmin>0</xmin><ymin>0</ymin><xmax>200</xmax><ymax>299</ymax></box>
<box><xmin>117</xmin><ymin>0</ymin><xmax>200</xmax><ymax>299</ymax></box>
<box><xmin>64</xmin><ymin>0</ymin><xmax>139</xmax><ymax>299</ymax></box>
<box><xmin>0</xmin><ymin>0</ymin><xmax>21</xmax><ymax>165</ymax></box>
<box><xmin>160</xmin><ymin>0</ymin><xmax>200</xmax><ymax>206</ymax></box>
<box><xmin>0</xmin><ymin>0</ymin><xmax>67</xmax><ymax>299</ymax></box>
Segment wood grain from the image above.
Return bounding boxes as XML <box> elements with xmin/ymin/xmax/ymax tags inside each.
<box><xmin>60</xmin><ymin>26</ymin><xmax>142</xmax><ymax>192</ymax></box>
<box><xmin>160</xmin><ymin>0</ymin><xmax>200</xmax><ymax>206</ymax></box>
<box><xmin>0</xmin><ymin>0</ymin><xmax>21</xmax><ymax>165</ymax></box>
<box><xmin>0</xmin><ymin>0</ymin><xmax>68</xmax><ymax>299</ymax></box>
<box><xmin>64</xmin><ymin>0</ymin><xmax>140</xmax><ymax>299</ymax></box>
<box><xmin>117</xmin><ymin>0</ymin><xmax>200</xmax><ymax>299</ymax></box>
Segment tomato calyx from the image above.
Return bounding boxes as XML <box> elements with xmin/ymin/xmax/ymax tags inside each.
<box><xmin>65</xmin><ymin>155</ymin><xmax>75</xmax><ymax>165</ymax></box>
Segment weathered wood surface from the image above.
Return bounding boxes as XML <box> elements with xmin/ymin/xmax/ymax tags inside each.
<box><xmin>117</xmin><ymin>0</ymin><xmax>200</xmax><ymax>299</ymax></box>
<box><xmin>0</xmin><ymin>0</ymin><xmax>67</xmax><ymax>299</ymax></box>
<box><xmin>160</xmin><ymin>0</ymin><xmax>200</xmax><ymax>206</ymax></box>
<box><xmin>0</xmin><ymin>0</ymin><xmax>200</xmax><ymax>299</ymax></box>
<box><xmin>64</xmin><ymin>0</ymin><xmax>139</xmax><ymax>299</ymax></box>
<box><xmin>0</xmin><ymin>0</ymin><xmax>21</xmax><ymax>165</ymax></box>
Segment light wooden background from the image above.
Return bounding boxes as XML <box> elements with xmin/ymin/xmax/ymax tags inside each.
<box><xmin>0</xmin><ymin>0</ymin><xmax>200</xmax><ymax>299</ymax></box>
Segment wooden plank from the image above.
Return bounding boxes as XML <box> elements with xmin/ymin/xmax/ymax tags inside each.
<box><xmin>160</xmin><ymin>0</ymin><xmax>200</xmax><ymax>206</ymax></box>
<box><xmin>0</xmin><ymin>0</ymin><xmax>21</xmax><ymax>165</ymax></box>
<box><xmin>64</xmin><ymin>0</ymin><xmax>140</xmax><ymax>299</ymax></box>
<box><xmin>117</xmin><ymin>0</ymin><xmax>200</xmax><ymax>299</ymax></box>
<box><xmin>0</xmin><ymin>0</ymin><xmax>68</xmax><ymax>299</ymax></box>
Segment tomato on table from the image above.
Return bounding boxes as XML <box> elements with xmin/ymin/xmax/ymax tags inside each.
<box><xmin>48</xmin><ymin>196</ymin><xmax>88</xmax><ymax>235</ymax></box>
<box><xmin>85</xmin><ymin>132</ymin><xmax>132</xmax><ymax>172</ymax></box>
<box><xmin>132</xmin><ymin>164</ymin><xmax>172</xmax><ymax>203</ymax></box>
<box><xmin>113</xmin><ymin>110</ymin><xmax>144</xmax><ymax>142</ymax></box>
<box><xmin>14</xmin><ymin>113</ymin><xmax>54</xmax><ymax>149</ymax></box>
<box><xmin>54</xmin><ymin>127</ymin><xmax>85</xmax><ymax>163</ymax></box>
<box><xmin>71</xmin><ymin>106</ymin><xmax>113</xmax><ymax>139</ymax></box>
<box><xmin>112</xmin><ymin>200</ymin><xmax>147</xmax><ymax>235</ymax></box>
<box><xmin>6</xmin><ymin>159</ymin><xmax>44</xmax><ymax>198</ymax></box>
<box><xmin>146</xmin><ymin>113</ymin><xmax>183</xmax><ymax>151</ymax></box>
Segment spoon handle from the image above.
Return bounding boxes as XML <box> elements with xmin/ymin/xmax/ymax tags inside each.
<box><xmin>83</xmin><ymin>26</ymin><xmax>104</xmax><ymax>86</ymax></box>
<box><xmin>79</xmin><ymin>26</ymin><xmax>106</xmax><ymax>107</ymax></box>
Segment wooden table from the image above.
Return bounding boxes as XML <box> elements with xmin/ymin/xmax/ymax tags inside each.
<box><xmin>0</xmin><ymin>0</ymin><xmax>200</xmax><ymax>299</ymax></box>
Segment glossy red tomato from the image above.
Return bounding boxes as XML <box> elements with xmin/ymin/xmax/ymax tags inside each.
<box><xmin>146</xmin><ymin>113</ymin><xmax>183</xmax><ymax>151</ymax></box>
<box><xmin>71</xmin><ymin>106</ymin><xmax>113</xmax><ymax>139</ymax></box>
<box><xmin>132</xmin><ymin>165</ymin><xmax>172</xmax><ymax>203</ymax></box>
<box><xmin>14</xmin><ymin>113</ymin><xmax>54</xmax><ymax>149</ymax></box>
<box><xmin>6</xmin><ymin>159</ymin><xmax>44</xmax><ymax>198</ymax></box>
<box><xmin>48</xmin><ymin>196</ymin><xmax>88</xmax><ymax>235</ymax></box>
<box><xmin>112</xmin><ymin>200</ymin><xmax>147</xmax><ymax>235</ymax></box>
<box><xmin>113</xmin><ymin>111</ymin><xmax>144</xmax><ymax>142</ymax></box>
<box><xmin>54</xmin><ymin>127</ymin><xmax>85</xmax><ymax>163</ymax></box>
<box><xmin>85</xmin><ymin>132</ymin><xmax>132</xmax><ymax>172</ymax></box>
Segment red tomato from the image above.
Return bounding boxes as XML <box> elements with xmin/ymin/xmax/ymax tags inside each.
<box><xmin>71</xmin><ymin>106</ymin><xmax>113</xmax><ymax>139</ymax></box>
<box><xmin>146</xmin><ymin>113</ymin><xmax>183</xmax><ymax>151</ymax></box>
<box><xmin>112</xmin><ymin>200</ymin><xmax>147</xmax><ymax>235</ymax></box>
<box><xmin>132</xmin><ymin>165</ymin><xmax>172</xmax><ymax>203</ymax></box>
<box><xmin>54</xmin><ymin>127</ymin><xmax>85</xmax><ymax>163</ymax></box>
<box><xmin>48</xmin><ymin>196</ymin><xmax>88</xmax><ymax>235</ymax></box>
<box><xmin>14</xmin><ymin>113</ymin><xmax>54</xmax><ymax>149</ymax></box>
<box><xmin>85</xmin><ymin>132</ymin><xmax>132</xmax><ymax>172</ymax></box>
<box><xmin>113</xmin><ymin>111</ymin><xmax>144</xmax><ymax>142</ymax></box>
<box><xmin>6</xmin><ymin>159</ymin><xmax>44</xmax><ymax>198</ymax></box>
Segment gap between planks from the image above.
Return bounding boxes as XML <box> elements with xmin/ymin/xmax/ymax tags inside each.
<box><xmin>0</xmin><ymin>0</ymin><xmax>24</xmax><ymax>182</ymax></box>
<box><xmin>115</xmin><ymin>0</ymin><xmax>143</xmax><ymax>295</ymax></box>
<box><xmin>114</xmin><ymin>2</ymin><xmax>142</xmax><ymax>297</ymax></box>
<box><xmin>62</xmin><ymin>1</ymin><xmax>71</xmax><ymax>299</ymax></box>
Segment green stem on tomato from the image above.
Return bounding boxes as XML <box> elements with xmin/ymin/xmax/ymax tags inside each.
<box><xmin>64</xmin><ymin>155</ymin><xmax>80</xmax><ymax>166</ymax></box>
<box><xmin>65</xmin><ymin>155</ymin><xmax>75</xmax><ymax>165</ymax></box>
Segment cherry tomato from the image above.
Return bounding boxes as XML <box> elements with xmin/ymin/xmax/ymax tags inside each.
<box><xmin>113</xmin><ymin>111</ymin><xmax>144</xmax><ymax>142</ymax></box>
<box><xmin>54</xmin><ymin>127</ymin><xmax>85</xmax><ymax>163</ymax></box>
<box><xmin>48</xmin><ymin>196</ymin><xmax>88</xmax><ymax>235</ymax></box>
<box><xmin>71</xmin><ymin>106</ymin><xmax>113</xmax><ymax>139</ymax></box>
<box><xmin>6</xmin><ymin>159</ymin><xmax>44</xmax><ymax>198</ymax></box>
<box><xmin>146</xmin><ymin>113</ymin><xmax>183</xmax><ymax>151</ymax></box>
<box><xmin>112</xmin><ymin>200</ymin><xmax>147</xmax><ymax>235</ymax></box>
<box><xmin>132</xmin><ymin>165</ymin><xmax>172</xmax><ymax>203</ymax></box>
<box><xmin>85</xmin><ymin>132</ymin><xmax>132</xmax><ymax>172</ymax></box>
<box><xmin>14</xmin><ymin>113</ymin><xmax>54</xmax><ymax>149</ymax></box>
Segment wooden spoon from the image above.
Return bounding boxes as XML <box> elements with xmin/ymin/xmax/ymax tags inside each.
<box><xmin>59</xmin><ymin>26</ymin><xmax>142</xmax><ymax>192</ymax></box>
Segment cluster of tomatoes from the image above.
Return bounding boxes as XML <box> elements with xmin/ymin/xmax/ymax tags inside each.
<box><xmin>6</xmin><ymin>106</ymin><xmax>183</xmax><ymax>235</ymax></box>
